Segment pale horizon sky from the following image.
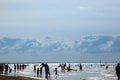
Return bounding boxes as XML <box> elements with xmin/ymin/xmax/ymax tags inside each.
<box><xmin>0</xmin><ymin>0</ymin><xmax>120</xmax><ymax>39</ymax></box>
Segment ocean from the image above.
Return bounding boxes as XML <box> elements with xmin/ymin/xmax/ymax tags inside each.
<box><xmin>1</xmin><ymin>63</ymin><xmax>118</xmax><ymax>80</ymax></box>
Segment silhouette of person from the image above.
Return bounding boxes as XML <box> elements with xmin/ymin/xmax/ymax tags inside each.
<box><xmin>0</xmin><ymin>64</ymin><xmax>4</xmax><ymax>74</ymax></box>
<box><xmin>5</xmin><ymin>64</ymin><xmax>9</xmax><ymax>74</ymax></box>
<box><xmin>44</xmin><ymin>63</ymin><xmax>50</xmax><ymax>79</ymax></box>
<box><xmin>17</xmin><ymin>64</ymin><xmax>19</xmax><ymax>71</ymax></box>
<box><xmin>58</xmin><ymin>64</ymin><xmax>65</xmax><ymax>72</ymax></box>
<box><xmin>37</xmin><ymin>68</ymin><xmax>40</xmax><ymax>77</ymax></box>
<box><xmin>76</xmin><ymin>64</ymin><xmax>82</xmax><ymax>71</ymax></box>
<box><xmin>116</xmin><ymin>63</ymin><xmax>120</xmax><ymax>80</ymax></box>
<box><xmin>34</xmin><ymin>65</ymin><xmax>36</xmax><ymax>71</ymax></box>
<box><xmin>39</xmin><ymin>65</ymin><xmax>43</xmax><ymax>77</ymax></box>
<box><xmin>54</xmin><ymin>67</ymin><xmax>58</xmax><ymax>79</ymax></box>
<box><xmin>68</xmin><ymin>64</ymin><xmax>71</xmax><ymax>69</ymax></box>
<box><xmin>14</xmin><ymin>64</ymin><xmax>16</xmax><ymax>72</ymax></box>
<box><xmin>54</xmin><ymin>68</ymin><xmax>58</xmax><ymax>75</ymax></box>
<box><xmin>106</xmin><ymin>65</ymin><xmax>108</xmax><ymax>70</ymax></box>
<box><xmin>79</xmin><ymin>64</ymin><xmax>82</xmax><ymax>71</ymax></box>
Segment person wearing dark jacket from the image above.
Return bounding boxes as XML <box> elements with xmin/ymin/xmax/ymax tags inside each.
<box><xmin>116</xmin><ymin>63</ymin><xmax>120</xmax><ymax>80</ymax></box>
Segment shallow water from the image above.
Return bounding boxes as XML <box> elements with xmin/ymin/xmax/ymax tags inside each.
<box><xmin>5</xmin><ymin>63</ymin><xmax>118</xmax><ymax>80</ymax></box>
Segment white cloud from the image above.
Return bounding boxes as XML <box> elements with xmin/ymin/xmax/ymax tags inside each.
<box><xmin>0</xmin><ymin>35</ymin><xmax>120</xmax><ymax>62</ymax></box>
<box><xmin>101</xmin><ymin>41</ymin><xmax>114</xmax><ymax>51</ymax></box>
<box><xmin>0</xmin><ymin>35</ymin><xmax>120</xmax><ymax>53</ymax></box>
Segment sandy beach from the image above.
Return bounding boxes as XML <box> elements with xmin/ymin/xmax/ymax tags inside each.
<box><xmin>0</xmin><ymin>75</ymin><xmax>43</xmax><ymax>80</ymax></box>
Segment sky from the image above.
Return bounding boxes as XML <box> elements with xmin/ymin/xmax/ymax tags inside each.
<box><xmin>0</xmin><ymin>0</ymin><xmax>120</xmax><ymax>39</ymax></box>
<box><xmin>0</xmin><ymin>0</ymin><xmax>120</xmax><ymax>63</ymax></box>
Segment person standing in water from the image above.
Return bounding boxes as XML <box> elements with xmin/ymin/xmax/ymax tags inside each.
<box><xmin>79</xmin><ymin>64</ymin><xmax>82</xmax><ymax>71</ymax></box>
<box><xmin>54</xmin><ymin>68</ymin><xmax>58</xmax><ymax>79</ymax></box>
<box><xmin>37</xmin><ymin>68</ymin><xmax>40</xmax><ymax>77</ymax></box>
<box><xmin>43</xmin><ymin>63</ymin><xmax>50</xmax><ymax>79</ymax></box>
<box><xmin>54</xmin><ymin>68</ymin><xmax>58</xmax><ymax>76</ymax></box>
<box><xmin>116</xmin><ymin>63</ymin><xmax>120</xmax><ymax>80</ymax></box>
<box><xmin>34</xmin><ymin>65</ymin><xmax>36</xmax><ymax>72</ymax></box>
<box><xmin>40</xmin><ymin>64</ymin><xmax>43</xmax><ymax>77</ymax></box>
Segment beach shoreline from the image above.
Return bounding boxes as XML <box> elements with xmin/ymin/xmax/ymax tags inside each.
<box><xmin>0</xmin><ymin>75</ymin><xmax>45</xmax><ymax>80</ymax></box>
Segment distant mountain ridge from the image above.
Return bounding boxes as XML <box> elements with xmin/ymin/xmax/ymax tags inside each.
<box><xmin>0</xmin><ymin>35</ymin><xmax>120</xmax><ymax>54</ymax></box>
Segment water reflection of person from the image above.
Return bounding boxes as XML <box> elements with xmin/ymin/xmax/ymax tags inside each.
<box><xmin>115</xmin><ymin>63</ymin><xmax>120</xmax><ymax>80</ymax></box>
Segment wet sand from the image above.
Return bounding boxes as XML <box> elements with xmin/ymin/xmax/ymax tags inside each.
<box><xmin>0</xmin><ymin>75</ymin><xmax>44</xmax><ymax>80</ymax></box>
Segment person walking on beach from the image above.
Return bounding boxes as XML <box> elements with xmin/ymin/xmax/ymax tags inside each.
<box><xmin>116</xmin><ymin>63</ymin><xmax>120</xmax><ymax>80</ymax></box>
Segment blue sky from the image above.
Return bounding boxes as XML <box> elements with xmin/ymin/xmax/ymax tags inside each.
<box><xmin>0</xmin><ymin>0</ymin><xmax>120</xmax><ymax>39</ymax></box>
<box><xmin>0</xmin><ymin>0</ymin><xmax>120</xmax><ymax>62</ymax></box>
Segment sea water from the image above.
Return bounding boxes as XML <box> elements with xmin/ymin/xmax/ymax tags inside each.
<box><xmin>6</xmin><ymin>63</ymin><xmax>117</xmax><ymax>80</ymax></box>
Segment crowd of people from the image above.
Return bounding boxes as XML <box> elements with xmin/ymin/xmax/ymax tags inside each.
<box><xmin>0</xmin><ymin>64</ymin><xmax>12</xmax><ymax>74</ymax></box>
<box><xmin>14</xmin><ymin>64</ymin><xmax>27</xmax><ymax>72</ymax></box>
<box><xmin>0</xmin><ymin>63</ymin><xmax>28</xmax><ymax>75</ymax></box>
<box><xmin>0</xmin><ymin>63</ymin><xmax>120</xmax><ymax>80</ymax></box>
<box><xmin>34</xmin><ymin>62</ymin><xmax>120</xmax><ymax>80</ymax></box>
<box><xmin>34</xmin><ymin>63</ymin><xmax>82</xmax><ymax>79</ymax></box>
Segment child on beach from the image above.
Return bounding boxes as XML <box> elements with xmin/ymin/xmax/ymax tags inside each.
<box><xmin>53</xmin><ymin>68</ymin><xmax>58</xmax><ymax>76</ymax></box>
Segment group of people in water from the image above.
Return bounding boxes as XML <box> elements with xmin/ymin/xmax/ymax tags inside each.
<box><xmin>14</xmin><ymin>64</ymin><xmax>27</xmax><ymax>72</ymax></box>
<box><xmin>0</xmin><ymin>63</ymin><xmax>28</xmax><ymax>75</ymax></box>
<box><xmin>58</xmin><ymin>63</ymin><xmax>82</xmax><ymax>72</ymax></box>
<box><xmin>34</xmin><ymin>63</ymin><xmax>82</xmax><ymax>79</ymax></box>
<box><xmin>34</xmin><ymin>63</ymin><xmax>50</xmax><ymax>79</ymax></box>
<box><xmin>0</xmin><ymin>64</ymin><xmax>12</xmax><ymax>74</ymax></box>
<box><xmin>34</xmin><ymin>62</ymin><xmax>120</xmax><ymax>80</ymax></box>
<box><xmin>0</xmin><ymin>63</ymin><xmax>82</xmax><ymax>79</ymax></box>
<box><xmin>0</xmin><ymin>62</ymin><xmax>120</xmax><ymax>80</ymax></box>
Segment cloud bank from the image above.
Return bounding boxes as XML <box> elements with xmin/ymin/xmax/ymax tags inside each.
<box><xmin>0</xmin><ymin>35</ymin><xmax>120</xmax><ymax>54</ymax></box>
<box><xmin>0</xmin><ymin>35</ymin><xmax>120</xmax><ymax>62</ymax></box>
